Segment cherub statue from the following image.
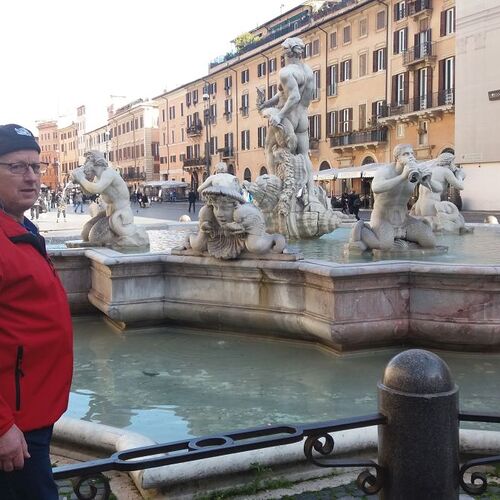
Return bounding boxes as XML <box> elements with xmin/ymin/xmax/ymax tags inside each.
<box><xmin>184</xmin><ymin>166</ymin><xmax>286</xmax><ymax>259</ymax></box>
<box><xmin>410</xmin><ymin>153</ymin><xmax>471</xmax><ymax>234</ymax></box>
<box><xmin>71</xmin><ymin>151</ymin><xmax>149</xmax><ymax>247</ymax></box>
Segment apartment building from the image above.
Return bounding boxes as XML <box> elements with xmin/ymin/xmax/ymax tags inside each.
<box><xmin>154</xmin><ymin>0</ymin><xmax>455</xmax><ymax>197</ymax></box>
<box><xmin>85</xmin><ymin>124</ymin><xmax>109</xmax><ymax>159</ymax></box>
<box><xmin>37</xmin><ymin>121</ymin><xmax>60</xmax><ymax>189</ymax></box>
<box><xmin>456</xmin><ymin>0</ymin><xmax>500</xmax><ymax>210</ymax></box>
<box><xmin>58</xmin><ymin>122</ymin><xmax>80</xmax><ymax>184</ymax></box>
<box><xmin>107</xmin><ymin>99</ymin><xmax>160</xmax><ymax>189</ymax></box>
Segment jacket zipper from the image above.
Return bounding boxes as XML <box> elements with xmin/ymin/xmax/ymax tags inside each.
<box><xmin>15</xmin><ymin>346</ymin><xmax>24</xmax><ymax>411</ymax></box>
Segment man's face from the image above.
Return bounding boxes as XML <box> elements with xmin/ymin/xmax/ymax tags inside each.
<box><xmin>0</xmin><ymin>149</ymin><xmax>41</xmax><ymax>221</ymax></box>
<box><xmin>397</xmin><ymin>147</ymin><xmax>416</xmax><ymax>166</ymax></box>
<box><xmin>83</xmin><ymin>159</ymin><xmax>97</xmax><ymax>181</ymax></box>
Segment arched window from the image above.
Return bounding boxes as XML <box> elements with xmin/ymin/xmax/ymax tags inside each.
<box><xmin>244</xmin><ymin>168</ymin><xmax>252</xmax><ymax>182</ymax></box>
<box><xmin>319</xmin><ymin>161</ymin><xmax>330</xmax><ymax>171</ymax></box>
<box><xmin>260</xmin><ymin>166</ymin><xmax>268</xmax><ymax>176</ymax></box>
<box><xmin>362</xmin><ymin>156</ymin><xmax>375</xmax><ymax>165</ymax></box>
<box><xmin>227</xmin><ymin>164</ymin><xmax>235</xmax><ymax>175</ymax></box>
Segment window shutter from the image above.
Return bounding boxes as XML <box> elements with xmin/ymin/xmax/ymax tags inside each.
<box><xmin>404</xmin><ymin>71</ymin><xmax>409</xmax><ymax>104</ymax></box>
<box><xmin>348</xmin><ymin>60</ymin><xmax>352</xmax><ymax>79</ymax></box>
<box><xmin>327</xmin><ymin>66</ymin><xmax>331</xmax><ymax>87</ymax></box>
<box><xmin>340</xmin><ymin>62</ymin><xmax>344</xmax><ymax>82</ymax></box>
<box><xmin>392</xmin><ymin>75</ymin><xmax>398</xmax><ymax>104</ymax></box>
<box><xmin>426</xmin><ymin>66</ymin><xmax>433</xmax><ymax>107</ymax></box>
<box><xmin>373</xmin><ymin>50</ymin><xmax>378</xmax><ymax>72</ymax></box>
<box><xmin>403</xmin><ymin>27</ymin><xmax>408</xmax><ymax>51</ymax></box>
<box><xmin>318</xmin><ymin>116</ymin><xmax>322</xmax><ymax>139</ymax></box>
<box><xmin>348</xmin><ymin>108</ymin><xmax>353</xmax><ymax>132</ymax></box>
<box><xmin>394</xmin><ymin>3</ymin><xmax>399</xmax><ymax>21</ymax></box>
<box><xmin>413</xmin><ymin>70</ymin><xmax>419</xmax><ymax>111</ymax></box>
<box><xmin>372</xmin><ymin>101</ymin><xmax>378</xmax><ymax>120</ymax></box>
<box><xmin>383</xmin><ymin>48</ymin><xmax>387</xmax><ymax>69</ymax></box>
<box><xmin>336</xmin><ymin>110</ymin><xmax>341</xmax><ymax>135</ymax></box>
<box><xmin>333</xmin><ymin>64</ymin><xmax>338</xmax><ymax>83</ymax></box>
<box><xmin>440</xmin><ymin>10</ymin><xmax>446</xmax><ymax>36</ymax></box>
<box><xmin>394</xmin><ymin>31</ymin><xmax>399</xmax><ymax>54</ymax></box>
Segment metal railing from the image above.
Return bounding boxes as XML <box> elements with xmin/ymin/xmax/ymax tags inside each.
<box><xmin>407</xmin><ymin>0</ymin><xmax>432</xmax><ymax>16</ymax></box>
<box><xmin>384</xmin><ymin>89</ymin><xmax>455</xmax><ymax>116</ymax></box>
<box><xmin>221</xmin><ymin>147</ymin><xmax>235</xmax><ymax>158</ymax></box>
<box><xmin>182</xmin><ymin>157</ymin><xmax>206</xmax><ymax>167</ymax></box>
<box><xmin>330</xmin><ymin>128</ymin><xmax>387</xmax><ymax>147</ymax></box>
<box><xmin>53</xmin><ymin>349</ymin><xmax>500</xmax><ymax>499</ymax></box>
<box><xmin>402</xmin><ymin>41</ymin><xmax>436</xmax><ymax>65</ymax></box>
<box><xmin>186</xmin><ymin>123</ymin><xmax>203</xmax><ymax>136</ymax></box>
<box><xmin>121</xmin><ymin>172</ymin><xmax>146</xmax><ymax>181</ymax></box>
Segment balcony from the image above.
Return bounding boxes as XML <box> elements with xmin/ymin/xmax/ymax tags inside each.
<box><xmin>407</xmin><ymin>0</ymin><xmax>432</xmax><ymax>19</ymax></box>
<box><xmin>183</xmin><ymin>157</ymin><xmax>206</xmax><ymax>170</ymax></box>
<box><xmin>403</xmin><ymin>41</ymin><xmax>436</xmax><ymax>67</ymax></box>
<box><xmin>330</xmin><ymin>128</ymin><xmax>387</xmax><ymax>153</ymax></box>
<box><xmin>240</xmin><ymin>107</ymin><xmax>249</xmax><ymax>117</ymax></box>
<box><xmin>220</xmin><ymin>147</ymin><xmax>235</xmax><ymax>159</ymax></box>
<box><xmin>122</xmin><ymin>171</ymin><xmax>146</xmax><ymax>181</ymax></box>
<box><xmin>378</xmin><ymin>90</ymin><xmax>455</xmax><ymax>125</ymax></box>
<box><xmin>309</xmin><ymin>138</ymin><xmax>320</xmax><ymax>152</ymax></box>
<box><xmin>186</xmin><ymin>123</ymin><xmax>203</xmax><ymax>137</ymax></box>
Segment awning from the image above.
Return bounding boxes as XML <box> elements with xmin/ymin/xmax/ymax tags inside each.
<box><xmin>336</xmin><ymin>166</ymin><xmax>364</xmax><ymax>179</ymax></box>
<box><xmin>143</xmin><ymin>181</ymin><xmax>164</xmax><ymax>187</ymax></box>
<box><xmin>161</xmin><ymin>181</ymin><xmax>189</xmax><ymax>188</ymax></box>
<box><xmin>361</xmin><ymin>165</ymin><xmax>380</xmax><ymax>178</ymax></box>
<box><xmin>313</xmin><ymin>168</ymin><xmax>337</xmax><ymax>181</ymax></box>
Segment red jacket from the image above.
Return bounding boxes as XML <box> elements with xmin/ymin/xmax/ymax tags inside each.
<box><xmin>0</xmin><ymin>211</ymin><xmax>73</xmax><ymax>435</ymax></box>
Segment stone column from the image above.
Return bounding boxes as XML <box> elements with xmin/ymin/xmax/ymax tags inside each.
<box><xmin>378</xmin><ymin>349</ymin><xmax>459</xmax><ymax>499</ymax></box>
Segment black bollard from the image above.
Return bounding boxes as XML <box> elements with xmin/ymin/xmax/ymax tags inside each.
<box><xmin>378</xmin><ymin>349</ymin><xmax>459</xmax><ymax>499</ymax></box>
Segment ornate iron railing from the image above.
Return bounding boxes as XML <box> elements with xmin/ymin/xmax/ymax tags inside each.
<box><xmin>384</xmin><ymin>89</ymin><xmax>455</xmax><ymax>116</ymax></box>
<box><xmin>330</xmin><ymin>128</ymin><xmax>387</xmax><ymax>147</ymax></box>
<box><xmin>403</xmin><ymin>41</ymin><xmax>436</xmax><ymax>65</ymax></box>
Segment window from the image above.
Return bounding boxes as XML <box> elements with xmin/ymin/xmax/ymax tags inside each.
<box><xmin>394</xmin><ymin>28</ymin><xmax>408</xmax><ymax>54</ymax></box>
<box><xmin>169</xmin><ymin>106</ymin><xmax>175</xmax><ymax>119</ymax></box>
<box><xmin>308</xmin><ymin>114</ymin><xmax>321</xmax><ymax>140</ymax></box>
<box><xmin>241</xmin><ymin>129</ymin><xmax>250</xmax><ymax>150</ymax></box>
<box><xmin>359</xmin><ymin>103</ymin><xmax>366</xmax><ymax>130</ymax></box>
<box><xmin>224</xmin><ymin>75</ymin><xmax>232</xmax><ymax>94</ymax></box>
<box><xmin>359</xmin><ymin>53</ymin><xmax>368</xmax><ymax>77</ymax></box>
<box><xmin>393</xmin><ymin>72</ymin><xmax>407</xmax><ymax>105</ymax></box>
<box><xmin>181</xmin><ymin>128</ymin><xmax>185</xmax><ymax>142</ymax></box>
<box><xmin>224</xmin><ymin>132</ymin><xmax>234</xmax><ymax>153</ymax></box>
<box><xmin>343</xmin><ymin>25</ymin><xmax>351</xmax><ymax>44</ymax></box>
<box><xmin>180</xmin><ymin>103</ymin><xmax>184</xmax><ymax>116</ymax></box>
<box><xmin>441</xmin><ymin>7</ymin><xmax>455</xmax><ymax>36</ymax></box>
<box><xmin>340</xmin><ymin>108</ymin><xmax>353</xmax><ymax>133</ymax></box>
<box><xmin>312</xmin><ymin>70</ymin><xmax>320</xmax><ymax>100</ymax></box>
<box><xmin>394</xmin><ymin>1</ymin><xmax>406</xmax><ymax>21</ymax></box>
<box><xmin>312</xmin><ymin>39</ymin><xmax>320</xmax><ymax>56</ymax></box>
<box><xmin>257</xmin><ymin>62</ymin><xmax>266</xmax><ymax>77</ymax></box>
<box><xmin>327</xmin><ymin>64</ymin><xmax>338</xmax><ymax>96</ymax></box>
<box><xmin>376</xmin><ymin>10</ymin><xmax>386</xmax><ymax>30</ymax></box>
<box><xmin>418</xmin><ymin>120</ymin><xmax>428</xmax><ymax>146</ymax></box>
<box><xmin>330</xmin><ymin>31</ymin><xmax>337</xmax><ymax>49</ymax></box>
<box><xmin>192</xmin><ymin>90</ymin><xmax>199</xmax><ymax>104</ymax></box>
<box><xmin>372</xmin><ymin>100</ymin><xmax>386</xmax><ymax>121</ymax></box>
<box><xmin>209</xmin><ymin>136</ymin><xmax>218</xmax><ymax>155</ymax></box>
<box><xmin>268</xmin><ymin>84</ymin><xmax>278</xmax><ymax>98</ymax></box>
<box><xmin>340</xmin><ymin>59</ymin><xmax>352</xmax><ymax>81</ymax></box>
<box><xmin>327</xmin><ymin>110</ymin><xmax>337</xmax><ymax>136</ymax></box>
<box><xmin>210</xmin><ymin>103</ymin><xmax>217</xmax><ymax>123</ymax></box>
<box><xmin>257</xmin><ymin>126</ymin><xmax>267</xmax><ymax>148</ymax></box>
<box><xmin>304</xmin><ymin>42</ymin><xmax>312</xmax><ymax>58</ymax></box>
<box><xmin>241</xmin><ymin>69</ymin><xmax>250</xmax><ymax>84</ymax></box>
<box><xmin>269</xmin><ymin>58</ymin><xmax>277</xmax><ymax>73</ymax></box>
<box><xmin>359</xmin><ymin>18</ymin><xmax>368</xmax><ymax>37</ymax></box>
<box><xmin>373</xmin><ymin>48</ymin><xmax>386</xmax><ymax>72</ymax></box>
<box><xmin>224</xmin><ymin>98</ymin><xmax>233</xmax><ymax>117</ymax></box>
<box><xmin>417</xmin><ymin>66</ymin><xmax>431</xmax><ymax>110</ymax></box>
<box><xmin>240</xmin><ymin>93</ymin><xmax>249</xmax><ymax>116</ymax></box>
<box><xmin>439</xmin><ymin>56</ymin><xmax>455</xmax><ymax>105</ymax></box>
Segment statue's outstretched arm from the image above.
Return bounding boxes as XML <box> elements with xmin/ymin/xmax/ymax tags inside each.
<box><xmin>258</xmin><ymin>93</ymin><xmax>280</xmax><ymax>110</ymax></box>
<box><xmin>78</xmin><ymin>170</ymin><xmax>114</xmax><ymax>194</ymax></box>
<box><xmin>444</xmin><ymin>168</ymin><xmax>465</xmax><ymax>190</ymax></box>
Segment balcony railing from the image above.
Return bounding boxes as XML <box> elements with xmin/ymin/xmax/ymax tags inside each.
<box><xmin>240</xmin><ymin>107</ymin><xmax>249</xmax><ymax>117</ymax></box>
<box><xmin>407</xmin><ymin>0</ymin><xmax>432</xmax><ymax>17</ymax></box>
<box><xmin>309</xmin><ymin>138</ymin><xmax>320</xmax><ymax>150</ymax></box>
<box><xmin>330</xmin><ymin>128</ymin><xmax>387</xmax><ymax>148</ymax></box>
<box><xmin>403</xmin><ymin>41</ymin><xmax>436</xmax><ymax>65</ymax></box>
<box><xmin>183</xmin><ymin>157</ymin><xmax>206</xmax><ymax>167</ymax></box>
<box><xmin>122</xmin><ymin>172</ymin><xmax>146</xmax><ymax>181</ymax></box>
<box><xmin>187</xmin><ymin>123</ymin><xmax>203</xmax><ymax>137</ymax></box>
<box><xmin>384</xmin><ymin>89</ymin><xmax>455</xmax><ymax>116</ymax></box>
<box><xmin>221</xmin><ymin>147</ymin><xmax>235</xmax><ymax>158</ymax></box>
<box><xmin>209</xmin><ymin>0</ymin><xmax>356</xmax><ymax>69</ymax></box>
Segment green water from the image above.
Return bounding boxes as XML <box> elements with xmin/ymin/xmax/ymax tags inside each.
<box><xmin>66</xmin><ymin>317</ymin><xmax>500</xmax><ymax>443</ymax></box>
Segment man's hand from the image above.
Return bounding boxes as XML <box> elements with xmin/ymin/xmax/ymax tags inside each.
<box><xmin>269</xmin><ymin>113</ymin><xmax>282</xmax><ymax>128</ymax></box>
<box><xmin>401</xmin><ymin>162</ymin><xmax>420</xmax><ymax>182</ymax></box>
<box><xmin>0</xmin><ymin>425</ymin><xmax>30</xmax><ymax>472</ymax></box>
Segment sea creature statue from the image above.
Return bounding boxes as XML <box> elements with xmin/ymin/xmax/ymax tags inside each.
<box><xmin>184</xmin><ymin>163</ymin><xmax>286</xmax><ymax>259</ymax></box>
<box><xmin>348</xmin><ymin>144</ymin><xmax>439</xmax><ymax>253</ymax></box>
<box><xmin>70</xmin><ymin>150</ymin><xmax>149</xmax><ymax>248</ymax></box>
<box><xmin>410</xmin><ymin>153</ymin><xmax>471</xmax><ymax>234</ymax></box>
<box><xmin>255</xmin><ymin>36</ymin><xmax>344</xmax><ymax>239</ymax></box>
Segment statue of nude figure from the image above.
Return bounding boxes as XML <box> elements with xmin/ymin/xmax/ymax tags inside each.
<box><xmin>257</xmin><ymin>37</ymin><xmax>315</xmax><ymax>199</ymax></box>
<box><xmin>350</xmin><ymin>144</ymin><xmax>438</xmax><ymax>251</ymax></box>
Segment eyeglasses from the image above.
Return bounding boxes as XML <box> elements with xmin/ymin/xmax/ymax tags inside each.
<box><xmin>0</xmin><ymin>161</ymin><xmax>49</xmax><ymax>175</ymax></box>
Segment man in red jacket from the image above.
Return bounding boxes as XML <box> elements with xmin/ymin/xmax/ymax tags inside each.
<box><xmin>0</xmin><ymin>124</ymin><xmax>73</xmax><ymax>499</ymax></box>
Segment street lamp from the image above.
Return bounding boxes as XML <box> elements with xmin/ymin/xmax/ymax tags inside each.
<box><xmin>203</xmin><ymin>93</ymin><xmax>211</xmax><ymax>177</ymax></box>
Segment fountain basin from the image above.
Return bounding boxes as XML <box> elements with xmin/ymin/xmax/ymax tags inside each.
<box><xmin>50</xmin><ymin>245</ymin><xmax>500</xmax><ymax>352</ymax></box>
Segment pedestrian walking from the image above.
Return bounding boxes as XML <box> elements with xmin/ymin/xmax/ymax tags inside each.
<box><xmin>188</xmin><ymin>190</ymin><xmax>196</xmax><ymax>213</ymax></box>
<box><xmin>56</xmin><ymin>192</ymin><xmax>67</xmax><ymax>222</ymax></box>
<box><xmin>0</xmin><ymin>123</ymin><xmax>73</xmax><ymax>499</ymax></box>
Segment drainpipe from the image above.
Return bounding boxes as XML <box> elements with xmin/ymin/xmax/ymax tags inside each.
<box><xmin>317</xmin><ymin>24</ymin><xmax>329</xmax><ymax>149</ymax></box>
<box><xmin>230</xmin><ymin>67</ymin><xmax>239</xmax><ymax>176</ymax></box>
<box><xmin>376</xmin><ymin>0</ymin><xmax>390</xmax><ymax>162</ymax></box>
<box><xmin>160</xmin><ymin>95</ymin><xmax>170</xmax><ymax>181</ymax></box>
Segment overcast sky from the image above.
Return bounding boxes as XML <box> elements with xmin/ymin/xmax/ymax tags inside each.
<box><xmin>1</xmin><ymin>0</ymin><xmax>301</xmax><ymax>133</ymax></box>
